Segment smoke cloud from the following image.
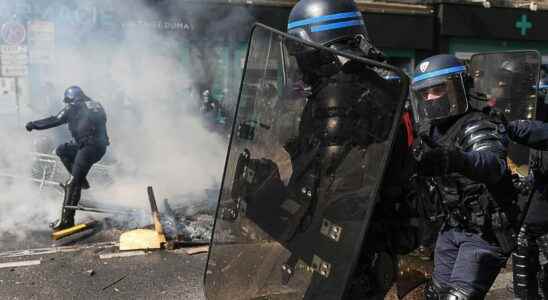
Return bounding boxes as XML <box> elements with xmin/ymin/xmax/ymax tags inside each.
<box><xmin>0</xmin><ymin>0</ymin><xmax>254</xmax><ymax>241</ymax></box>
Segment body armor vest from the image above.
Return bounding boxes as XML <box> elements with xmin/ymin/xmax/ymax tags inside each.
<box><xmin>68</xmin><ymin>100</ymin><xmax>109</xmax><ymax>147</ymax></box>
<box><xmin>432</xmin><ymin>112</ymin><xmax>514</xmax><ymax>240</ymax></box>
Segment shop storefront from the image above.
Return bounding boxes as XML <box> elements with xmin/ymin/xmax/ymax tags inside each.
<box><xmin>439</xmin><ymin>3</ymin><xmax>548</xmax><ymax>61</ymax></box>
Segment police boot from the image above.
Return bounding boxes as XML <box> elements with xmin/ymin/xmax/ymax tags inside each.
<box><xmin>59</xmin><ymin>159</ymin><xmax>90</xmax><ymax>190</ymax></box>
<box><xmin>50</xmin><ymin>180</ymin><xmax>82</xmax><ymax>231</ymax></box>
<box><xmin>50</xmin><ymin>181</ymin><xmax>76</xmax><ymax>231</ymax></box>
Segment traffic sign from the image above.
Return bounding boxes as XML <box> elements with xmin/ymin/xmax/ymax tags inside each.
<box><xmin>1</xmin><ymin>22</ymin><xmax>26</xmax><ymax>45</ymax></box>
<box><xmin>0</xmin><ymin>45</ymin><xmax>28</xmax><ymax>77</ymax></box>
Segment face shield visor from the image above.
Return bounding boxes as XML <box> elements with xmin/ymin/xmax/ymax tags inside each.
<box><xmin>411</xmin><ymin>68</ymin><xmax>469</xmax><ymax>123</ymax></box>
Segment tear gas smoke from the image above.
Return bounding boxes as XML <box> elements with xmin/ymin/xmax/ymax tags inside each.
<box><xmin>0</xmin><ymin>0</ymin><xmax>253</xmax><ymax>241</ymax></box>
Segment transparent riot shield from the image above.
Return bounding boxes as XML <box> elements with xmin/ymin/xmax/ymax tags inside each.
<box><xmin>469</xmin><ymin>50</ymin><xmax>540</xmax><ymax>173</ymax></box>
<box><xmin>204</xmin><ymin>23</ymin><xmax>408</xmax><ymax>300</ymax></box>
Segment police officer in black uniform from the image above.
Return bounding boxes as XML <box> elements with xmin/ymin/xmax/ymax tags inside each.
<box><xmin>284</xmin><ymin>1</ymin><xmax>417</xmax><ymax>298</ymax></box>
<box><xmin>499</xmin><ymin>75</ymin><xmax>548</xmax><ymax>299</ymax></box>
<box><xmin>508</xmin><ymin>120</ymin><xmax>548</xmax><ymax>299</ymax></box>
<box><xmin>25</xmin><ymin>86</ymin><xmax>109</xmax><ymax>231</ymax></box>
<box><xmin>410</xmin><ymin>55</ymin><xmax>518</xmax><ymax>299</ymax></box>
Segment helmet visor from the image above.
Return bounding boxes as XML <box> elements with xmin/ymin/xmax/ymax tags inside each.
<box><xmin>411</xmin><ymin>73</ymin><xmax>468</xmax><ymax>122</ymax></box>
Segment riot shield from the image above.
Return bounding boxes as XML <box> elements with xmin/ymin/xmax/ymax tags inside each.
<box><xmin>469</xmin><ymin>50</ymin><xmax>540</xmax><ymax>172</ymax></box>
<box><xmin>204</xmin><ymin>23</ymin><xmax>408</xmax><ymax>300</ymax></box>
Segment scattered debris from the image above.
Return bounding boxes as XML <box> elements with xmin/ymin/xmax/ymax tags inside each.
<box><xmin>86</xmin><ymin>269</ymin><xmax>95</xmax><ymax>276</ymax></box>
<box><xmin>119</xmin><ymin>186</ymin><xmax>167</xmax><ymax>251</ymax></box>
<box><xmin>0</xmin><ymin>260</ymin><xmax>41</xmax><ymax>269</ymax></box>
<box><xmin>185</xmin><ymin>246</ymin><xmax>209</xmax><ymax>255</ymax></box>
<box><xmin>51</xmin><ymin>220</ymin><xmax>101</xmax><ymax>241</ymax></box>
<box><xmin>99</xmin><ymin>251</ymin><xmax>146</xmax><ymax>259</ymax></box>
<box><xmin>0</xmin><ymin>242</ymin><xmax>118</xmax><ymax>258</ymax></box>
<box><xmin>161</xmin><ymin>198</ymin><xmax>214</xmax><ymax>244</ymax></box>
<box><xmin>165</xmin><ymin>240</ymin><xmax>209</xmax><ymax>250</ymax></box>
<box><xmin>101</xmin><ymin>274</ymin><xmax>128</xmax><ymax>291</ymax></box>
<box><xmin>65</xmin><ymin>205</ymin><xmax>141</xmax><ymax>216</ymax></box>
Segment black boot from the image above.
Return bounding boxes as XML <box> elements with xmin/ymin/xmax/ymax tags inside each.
<box><xmin>50</xmin><ymin>180</ymin><xmax>81</xmax><ymax>231</ymax></box>
<box><xmin>51</xmin><ymin>181</ymin><xmax>74</xmax><ymax>231</ymax></box>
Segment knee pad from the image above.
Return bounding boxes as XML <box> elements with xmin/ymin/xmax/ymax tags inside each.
<box><xmin>513</xmin><ymin>225</ymin><xmax>540</xmax><ymax>299</ymax></box>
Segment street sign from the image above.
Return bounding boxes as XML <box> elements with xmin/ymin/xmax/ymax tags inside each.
<box><xmin>1</xmin><ymin>21</ymin><xmax>26</xmax><ymax>45</ymax></box>
<box><xmin>28</xmin><ymin>21</ymin><xmax>55</xmax><ymax>64</ymax></box>
<box><xmin>0</xmin><ymin>45</ymin><xmax>28</xmax><ymax>77</ymax></box>
<box><xmin>0</xmin><ymin>77</ymin><xmax>17</xmax><ymax>114</ymax></box>
<box><xmin>1</xmin><ymin>66</ymin><xmax>28</xmax><ymax>77</ymax></box>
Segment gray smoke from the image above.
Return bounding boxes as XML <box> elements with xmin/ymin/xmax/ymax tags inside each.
<box><xmin>0</xmin><ymin>0</ymin><xmax>254</xmax><ymax>240</ymax></box>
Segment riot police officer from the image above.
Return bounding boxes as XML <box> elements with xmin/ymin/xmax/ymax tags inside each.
<box><xmin>25</xmin><ymin>86</ymin><xmax>109</xmax><ymax>231</ymax></box>
<box><xmin>410</xmin><ymin>54</ymin><xmax>518</xmax><ymax>299</ymax></box>
<box><xmin>500</xmin><ymin>75</ymin><xmax>548</xmax><ymax>299</ymax></box>
<box><xmin>507</xmin><ymin>120</ymin><xmax>548</xmax><ymax>299</ymax></box>
<box><xmin>285</xmin><ymin>1</ymin><xmax>416</xmax><ymax>298</ymax></box>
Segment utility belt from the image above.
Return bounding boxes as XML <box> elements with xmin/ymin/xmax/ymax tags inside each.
<box><xmin>440</xmin><ymin>185</ymin><xmax>516</xmax><ymax>254</ymax></box>
<box><xmin>75</xmin><ymin>134</ymin><xmax>109</xmax><ymax>148</ymax></box>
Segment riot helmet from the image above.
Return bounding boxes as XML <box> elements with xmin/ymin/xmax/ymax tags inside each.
<box><xmin>285</xmin><ymin>0</ymin><xmax>382</xmax><ymax>76</ymax></box>
<box><xmin>64</xmin><ymin>86</ymin><xmax>86</xmax><ymax>104</ymax></box>
<box><xmin>411</xmin><ymin>55</ymin><xmax>469</xmax><ymax>123</ymax></box>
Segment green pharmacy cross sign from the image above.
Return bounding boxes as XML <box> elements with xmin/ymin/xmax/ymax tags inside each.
<box><xmin>515</xmin><ymin>14</ymin><xmax>533</xmax><ymax>36</ymax></box>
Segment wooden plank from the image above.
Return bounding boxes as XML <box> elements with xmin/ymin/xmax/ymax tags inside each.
<box><xmin>0</xmin><ymin>260</ymin><xmax>41</xmax><ymax>269</ymax></box>
<box><xmin>99</xmin><ymin>251</ymin><xmax>146</xmax><ymax>259</ymax></box>
<box><xmin>185</xmin><ymin>246</ymin><xmax>209</xmax><ymax>255</ymax></box>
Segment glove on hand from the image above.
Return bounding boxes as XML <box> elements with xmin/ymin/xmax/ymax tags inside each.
<box><xmin>418</xmin><ymin>146</ymin><xmax>465</xmax><ymax>177</ymax></box>
<box><xmin>25</xmin><ymin>122</ymin><xmax>34</xmax><ymax>132</ymax></box>
<box><xmin>482</xmin><ymin>106</ymin><xmax>507</xmax><ymax>126</ymax></box>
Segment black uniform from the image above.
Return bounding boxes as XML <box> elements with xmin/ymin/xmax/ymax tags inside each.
<box><xmin>424</xmin><ymin>112</ymin><xmax>516</xmax><ymax>298</ymax></box>
<box><xmin>269</xmin><ymin>1</ymin><xmax>409</xmax><ymax>298</ymax></box>
<box><xmin>410</xmin><ymin>55</ymin><xmax>518</xmax><ymax>299</ymax></box>
<box><xmin>26</xmin><ymin>92</ymin><xmax>109</xmax><ymax>230</ymax></box>
<box><xmin>506</xmin><ymin>119</ymin><xmax>548</xmax><ymax>299</ymax></box>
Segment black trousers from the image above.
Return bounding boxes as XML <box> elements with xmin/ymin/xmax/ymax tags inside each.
<box><xmin>56</xmin><ymin>142</ymin><xmax>106</xmax><ymax>189</ymax></box>
<box><xmin>433</xmin><ymin>227</ymin><xmax>507</xmax><ymax>296</ymax></box>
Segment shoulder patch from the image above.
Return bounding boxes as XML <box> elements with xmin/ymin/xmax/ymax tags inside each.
<box><xmin>85</xmin><ymin>101</ymin><xmax>103</xmax><ymax>112</ymax></box>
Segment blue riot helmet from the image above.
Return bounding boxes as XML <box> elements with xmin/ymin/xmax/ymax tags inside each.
<box><xmin>286</xmin><ymin>0</ymin><xmax>370</xmax><ymax>54</ymax></box>
<box><xmin>64</xmin><ymin>86</ymin><xmax>86</xmax><ymax>104</ymax></box>
<box><xmin>286</xmin><ymin>0</ymin><xmax>382</xmax><ymax>76</ymax></box>
<box><xmin>410</xmin><ymin>54</ymin><xmax>470</xmax><ymax>124</ymax></box>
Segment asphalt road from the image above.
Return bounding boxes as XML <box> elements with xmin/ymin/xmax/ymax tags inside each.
<box><xmin>0</xmin><ymin>229</ymin><xmax>515</xmax><ymax>300</ymax></box>
<box><xmin>0</xmin><ymin>227</ymin><xmax>207</xmax><ymax>300</ymax></box>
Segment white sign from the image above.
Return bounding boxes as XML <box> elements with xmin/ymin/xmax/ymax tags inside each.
<box><xmin>28</xmin><ymin>21</ymin><xmax>55</xmax><ymax>64</ymax></box>
<box><xmin>1</xmin><ymin>65</ymin><xmax>28</xmax><ymax>77</ymax></box>
<box><xmin>1</xmin><ymin>45</ymin><xmax>27</xmax><ymax>54</ymax></box>
<box><xmin>0</xmin><ymin>77</ymin><xmax>17</xmax><ymax>114</ymax></box>
<box><xmin>0</xmin><ymin>45</ymin><xmax>28</xmax><ymax>77</ymax></box>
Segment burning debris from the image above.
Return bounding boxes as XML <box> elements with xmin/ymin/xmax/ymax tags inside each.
<box><xmin>161</xmin><ymin>198</ymin><xmax>214</xmax><ymax>243</ymax></box>
<box><xmin>117</xmin><ymin>186</ymin><xmax>216</xmax><ymax>251</ymax></box>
